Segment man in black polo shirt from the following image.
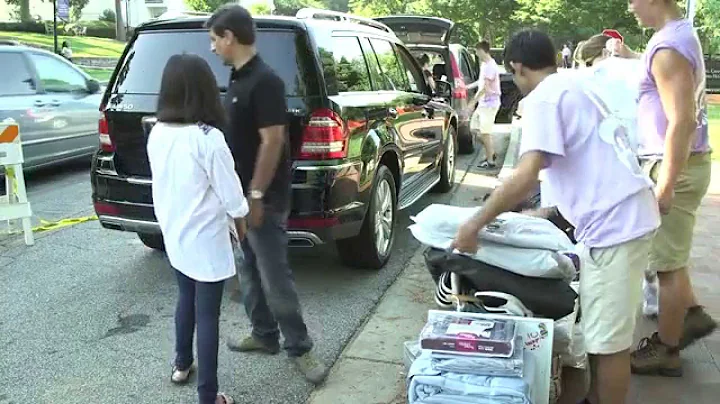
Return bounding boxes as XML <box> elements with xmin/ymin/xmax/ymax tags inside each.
<box><xmin>206</xmin><ymin>5</ymin><xmax>327</xmax><ymax>384</ymax></box>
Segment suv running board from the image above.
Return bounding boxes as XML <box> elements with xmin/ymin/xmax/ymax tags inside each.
<box><xmin>398</xmin><ymin>169</ymin><xmax>441</xmax><ymax>210</ymax></box>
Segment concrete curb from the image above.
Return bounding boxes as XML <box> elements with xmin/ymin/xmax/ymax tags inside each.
<box><xmin>305</xmin><ymin>130</ymin><xmax>510</xmax><ymax>404</ymax></box>
<box><xmin>498</xmin><ymin>118</ymin><xmax>522</xmax><ymax>182</ymax></box>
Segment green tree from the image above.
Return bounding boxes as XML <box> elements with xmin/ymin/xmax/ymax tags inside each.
<box><xmin>273</xmin><ymin>0</ymin><xmax>324</xmax><ymax>16</ymax></box>
<box><xmin>250</xmin><ymin>2</ymin><xmax>272</xmax><ymax>15</ymax></box>
<box><xmin>695</xmin><ymin>0</ymin><xmax>720</xmax><ymax>54</ymax></box>
<box><xmin>513</xmin><ymin>0</ymin><xmax>644</xmax><ymax>48</ymax></box>
<box><xmin>185</xmin><ymin>0</ymin><xmax>234</xmax><ymax>12</ymax></box>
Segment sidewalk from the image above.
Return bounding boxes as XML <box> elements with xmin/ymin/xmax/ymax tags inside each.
<box><xmin>306</xmin><ymin>126</ymin><xmax>720</xmax><ymax>403</ymax></box>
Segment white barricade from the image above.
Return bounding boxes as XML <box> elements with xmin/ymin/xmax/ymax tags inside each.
<box><xmin>0</xmin><ymin>120</ymin><xmax>34</xmax><ymax>245</ymax></box>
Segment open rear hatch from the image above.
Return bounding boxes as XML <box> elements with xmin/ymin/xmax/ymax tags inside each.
<box><xmin>373</xmin><ymin>16</ymin><xmax>455</xmax><ymax>47</ymax></box>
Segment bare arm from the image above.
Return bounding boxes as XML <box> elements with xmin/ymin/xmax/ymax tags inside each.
<box><xmin>250</xmin><ymin>125</ymin><xmax>286</xmax><ymax>194</ymax></box>
<box><xmin>652</xmin><ymin>49</ymin><xmax>698</xmax><ymax>193</ymax></box>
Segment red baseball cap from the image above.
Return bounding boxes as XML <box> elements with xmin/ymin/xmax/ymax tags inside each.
<box><xmin>602</xmin><ymin>29</ymin><xmax>624</xmax><ymax>43</ymax></box>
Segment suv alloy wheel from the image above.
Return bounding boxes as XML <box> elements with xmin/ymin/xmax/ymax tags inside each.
<box><xmin>433</xmin><ymin>125</ymin><xmax>457</xmax><ymax>193</ymax></box>
<box><xmin>337</xmin><ymin>165</ymin><xmax>397</xmax><ymax>269</ymax></box>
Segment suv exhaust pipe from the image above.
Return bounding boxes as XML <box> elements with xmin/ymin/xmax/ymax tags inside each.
<box><xmin>287</xmin><ymin>231</ymin><xmax>323</xmax><ymax>248</ymax></box>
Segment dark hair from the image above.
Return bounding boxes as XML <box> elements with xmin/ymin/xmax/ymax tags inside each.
<box><xmin>156</xmin><ymin>54</ymin><xmax>226</xmax><ymax>129</ymax></box>
<box><xmin>62</xmin><ymin>40</ymin><xmax>69</xmax><ymax>48</ymax></box>
<box><xmin>503</xmin><ymin>29</ymin><xmax>557</xmax><ymax>72</ymax></box>
<box><xmin>418</xmin><ymin>54</ymin><xmax>430</xmax><ymax>65</ymax></box>
<box><xmin>476</xmin><ymin>40</ymin><xmax>491</xmax><ymax>53</ymax></box>
<box><xmin>205</xmin><ymin>4</ymin><xmax>255</xmax><ymax>46</ymax></box>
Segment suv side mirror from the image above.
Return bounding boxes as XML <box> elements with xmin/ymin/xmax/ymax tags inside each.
<box><xmin>86</xmin><ymin>79</ymin><xmax>101</xmax><ymax>94</ymax></box>
<box><xmin>435</xmin><ymin>80</ymin><xmax>452</xmax><ymax>98</ymax></box>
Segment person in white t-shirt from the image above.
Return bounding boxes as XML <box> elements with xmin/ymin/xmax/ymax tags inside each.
<box><xmin>467</xmin><ymin>40</ymin><xmax>502</xmax><ymax>168</ymax></box>
<box><xmin>147</xmin><ymin>53</ymin><xmax>248</xmax><ymax>404</ymax></box>
<box><xmin>453</xmin><ymin>29</ymin><xmax>659</xmax><ymax>404</ymax></box>
<box><xmin>562</xmin><ymin>44</ymin><xmax>572</xmax><ymax>68</ymax></box>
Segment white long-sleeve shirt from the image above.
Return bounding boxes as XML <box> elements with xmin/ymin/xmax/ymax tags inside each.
<box><xmin>147</xmin><ymin>122</ymin><xmax>249</xmax><ymax>282</ymax></box>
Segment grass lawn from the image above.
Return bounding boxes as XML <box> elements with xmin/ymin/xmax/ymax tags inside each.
<box><xmin>0</xmin><ymin>31</ymin><xmax>124</xmax><ymax>58</ymax></box>
<box><xmin>81</xmin><ymin>66</ymin><xmax>114</xmax><ymax>83</ymax></box>
<box><xmin>710</xmin><ymin>103</ymin><xmax>719</xmax><ymax>161</ymax></box>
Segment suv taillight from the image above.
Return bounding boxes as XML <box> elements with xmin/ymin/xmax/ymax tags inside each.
<box><xmin>298</xmin><ymin>109</ymin><xmax>347</xmax><ymax>160</ymax></box>
<box><xmin>98</xmin><ymin>110</ymin><xmax>115</xmax><ymax>153</ymax></box>
<box><xmin>449</xmin><ymin>54</ymin><xmax>467</xmax><ymax>99</ymax></box>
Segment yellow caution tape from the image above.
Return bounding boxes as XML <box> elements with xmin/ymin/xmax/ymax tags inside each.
<box><xmin>2</xmin><ymin>215</ymin><xmax>98</xmax><ymax>235</ymax></box>
<box><xmin>33</xmin><ymin>215</ymin><xmax>99</xmax><ymax>232</ymax></box>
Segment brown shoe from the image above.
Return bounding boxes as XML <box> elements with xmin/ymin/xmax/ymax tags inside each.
<box><xmin>679</xmin><ymin>306</ymin><xmax>717</xmax><ymax>350</ymax></box>
<box><xmin>631</xmin><ymin>332</ymin><xmax>682</xmax><ymax>377</ymax></box>
<box><xmin>226</xmin><ymin>335</ymin><xmax>280</xmax><ymax>355</ymax></box>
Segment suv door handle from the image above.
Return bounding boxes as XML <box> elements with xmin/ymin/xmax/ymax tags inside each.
<box><xmin>387</xmin><ymin>108</ymin><xmax>398</xmax><ymax>120</ymax></box>
<box><xmin>34</xmin><ymin>100</ymin><xmax>45</xmax><ymax>107</ymax></box>
<box><xmin>49</xmin><ymin>100</ymin><xmax>61</xmax><ymax>107</ymax></box>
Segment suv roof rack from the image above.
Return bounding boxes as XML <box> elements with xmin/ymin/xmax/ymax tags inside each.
<box><xmin>295</xmin><ymin>8</ymin><xmax>393</xmax><ymax>34</ymax></box>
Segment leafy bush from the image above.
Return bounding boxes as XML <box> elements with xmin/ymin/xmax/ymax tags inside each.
<box><xmin>0</xmin><ymin>21</ymin><xmax>45</xmax><ymax>34</ymax></box>
<box><xmin>99</xmin><ymin>9</ymin><xmax>116</xmax><ymax>23</ymax></box>
<box><xmin>84</xmin><ymin>20</ymin><xmax>116</xmax><ymax>39</ymax></box>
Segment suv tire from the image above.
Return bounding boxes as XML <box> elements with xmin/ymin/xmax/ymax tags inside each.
<box><xmin>457</xmin><ymin>128</ymin><xmax>476</xmax><ymax>154</ymax></box>
<box><xmin>138</xmin><ymin>233</ymin><xmax>165</xmax><ymax>251</ymax></box>
<box><xmin>433</xmin><ymin>126</ymin><xmax>457</xmax><ymax>193</ymax></box>
<box><xmin>337</xmin><ymin>165</ymin><xmax>397</xmax><ymax>269</ymax></box>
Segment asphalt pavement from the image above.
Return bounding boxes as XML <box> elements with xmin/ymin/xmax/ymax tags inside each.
<box><xmin>0</xmin><ymin>131</ymin><xmax>508</xmax><ymax>404</ymax></box>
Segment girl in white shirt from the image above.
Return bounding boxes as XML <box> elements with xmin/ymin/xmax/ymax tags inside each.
<box><xmin>147</xmin><ymin>53</ymin><xmax>248</xmax><ymax>404</ymax></box>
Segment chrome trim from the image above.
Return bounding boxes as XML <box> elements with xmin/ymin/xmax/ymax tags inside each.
<box><xmin>127</xmin><ymin>177</ymin><xmax>152</xmax><ymax>185</ymax></box>
<box><xmin>287</xmin><ymin>230</ymin><xmax>324</xmax><ymax>246</ymax></box>
<box><xmin>98</xmin><ymin>215</ymin><xmax>161</xmax><ymax>234</ymax></box>
<box><xmin>23</xmin><ymin>132</ymin><xmax>96</xmax><ymax>146</ymax></box>
<box><xmin>293</xmin><ymin>161</ymin><xmax>359</xmax><ymax>171</ymax></box>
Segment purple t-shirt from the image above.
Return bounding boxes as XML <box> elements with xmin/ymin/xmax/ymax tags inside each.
<box><xmin>478</xmin><ymin>59</ymin><xmax>501</xmax><ymax>109</ymax></box>
<box><xmin>520</xmin><ymin>73</ymin><xmax>660</xmax><ymax>248</ymax></box>
<box><xmin>638</xmin><ymin>19</ymin><xmax>710</xmax><ymax>156</ymax></box>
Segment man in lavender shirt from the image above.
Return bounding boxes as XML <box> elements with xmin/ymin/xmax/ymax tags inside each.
<box><xmin>468</xmin><ymin>40</ymin><xmax>501</xmax><ymax>168</ymax></box>
<box><xmin>453</xmin><ymin>29</ymin><xmax>660</xmax><ymax>404</ymax></box>
<box><xmin>618</xmin><ymin>0</ymin><xmax>716</xmax><ymax>377</ymax></box>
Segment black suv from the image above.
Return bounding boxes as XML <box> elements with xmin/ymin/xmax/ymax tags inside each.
<box><xmin>91</xmin><ymin>9</ymin><xmax>458</xmax><ymax>269</ymax></box>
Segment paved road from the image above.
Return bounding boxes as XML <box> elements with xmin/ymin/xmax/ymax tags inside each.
<box><xmin>0</xmin><ymin>135</ymin><xmax>505</xmax><ymax>404</ymax></box>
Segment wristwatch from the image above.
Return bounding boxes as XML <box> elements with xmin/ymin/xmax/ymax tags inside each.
<box><xmin>249</xmin><ymin>190</ymin><xmax>264</xmax><ymax>200</ymax></box>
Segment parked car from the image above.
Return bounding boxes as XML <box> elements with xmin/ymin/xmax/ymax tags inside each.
<box><xmin>0</xmin><ymin>44</ymin><xmax>103</xmax><ymax>170</ymax></box>
<box><xmin>374</xmin><ymin>16</ymin><xmax>522</xmax><ymax>154</ymax></box>
<box><xmin>90</xmin><ymin>9</ymin><xmax>458</xmax><ymax>269</ymax></box>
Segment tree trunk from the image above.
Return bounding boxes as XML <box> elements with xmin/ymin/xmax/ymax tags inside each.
<box><xmin>20</xmin><ymin>0</ymin><xmax>31</xmax><ymax>22</ymax></box>
<box><xmin>115</xmin><ymin>0</ymin><xmax>126</xmax><ymax>42</ymax></box>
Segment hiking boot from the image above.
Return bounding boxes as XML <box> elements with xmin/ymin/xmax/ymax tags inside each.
<box><xmin>292</xmin><ymin>352</ymin><xmax>328</xmax><ymax>384</ymax></box>
<box><xmin>631</xmin><ymin>332</ymin><xmax>682</xmax><ymax>377</ymax></box>
<box><xmin>226</xmin><ymin>335</ymin><xmax>280</xmax><ymax>355</ymax></box>
<box><xmin>679</xmin><ymin>306</ymin><xmax>718</xmax><ymax>350</ymax></box>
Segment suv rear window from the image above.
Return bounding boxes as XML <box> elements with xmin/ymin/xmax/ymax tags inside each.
<box><xmin>112</xmin><ymin>29</ymin><xmax>313</xmax><ymax>96</ymax></box>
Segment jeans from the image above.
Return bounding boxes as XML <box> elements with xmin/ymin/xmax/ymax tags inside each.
<box><xmin>174</xmin><ymin>269</ymin><xmax>225</xmax><ymax>404</ymax></box>
<box><xmin>237</xmin><ymin>209</ymin><xmax>313</xmax><ymax>357</ymax></box>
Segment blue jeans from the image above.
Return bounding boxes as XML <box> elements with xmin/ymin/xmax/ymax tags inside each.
<box><xmin>174</xmin><ymin>269</ymin><xmax>225</xmax><ymax>404</ymax></box>
<box><xmin>237</xmin><ymin>210</ymin><xmax>313</xmax><ymax>357</ymax></box>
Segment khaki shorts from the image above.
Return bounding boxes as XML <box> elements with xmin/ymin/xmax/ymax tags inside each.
<box><xmin>470</xmin><ymin>106</ymin><xmax>499</xmax><ymax>134</ymax></box>
<box><xmin>643</xmin><ymin>152</ymin><xmax>712</xmax><ymax>272</ymax></box>
<box><xmin>579</xmin><ymin>234</ymin><xmax>653</xmax><ymax>355</ymax></box>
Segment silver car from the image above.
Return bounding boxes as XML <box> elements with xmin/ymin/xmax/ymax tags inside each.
<box><xmin>0</xmin><ymin>44</ymin><xmax>103</xmax><ymax>171</ymax></box>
